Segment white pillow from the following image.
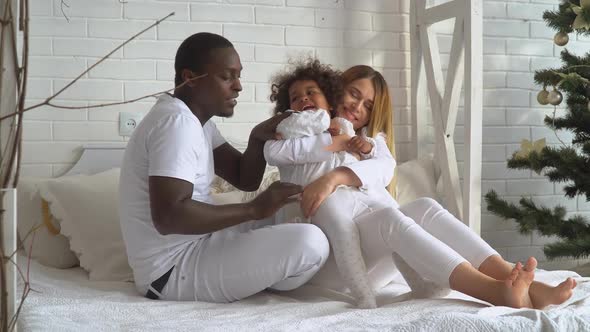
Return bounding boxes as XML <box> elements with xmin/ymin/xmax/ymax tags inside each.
<box><xmin>17</xmin><ymin>177</ymin><xmax>79</xmax><ymax>268</ymax></box>
<box><xmin>241</xmin><ymin>167</ymin><xmax>280</xmax><ymax>202</ymax></box>
<box><xmin>38</xmin><ymin>168</ymin><xmax>133</xmax><ymax>281</ymax></box>
<box><xmin>211</xmin><ymin>191</ymin><xmax>243</xmax><ymax>205</ymax></box>
<box><xmin>395</xmin><ymin>158</ymin><xmax>439</xmax><ymax>206</ymax></box>
<box><xmin>235</xmin><ymin>160</ymin><xmax>439</xmax><ymax>206</ymax></box>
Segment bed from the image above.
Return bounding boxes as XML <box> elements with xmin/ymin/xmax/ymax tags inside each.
<box><xmin>13</xmin><ymin>144</ymin><xmax>590</xmax><ymax>331</ymax></box>
<box><xmin>16</xmin><ymin>252</ymin><xmax>590</xmax><ymax>331</ymax></box>
<box><xmin>9</xmin><ymin>0</ymin><xmax>590</xmax><ymax>330</ymax></box>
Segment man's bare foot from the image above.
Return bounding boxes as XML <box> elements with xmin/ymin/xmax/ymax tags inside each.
<box><xmin>502</xmin><ymin>257</ymin><xmax>536</xmax><ymax>308</ymax></box>
<box><xmin>531</xmin><ymin>278</ymin><xmax>577</xmax><ymax>309</ymax></box>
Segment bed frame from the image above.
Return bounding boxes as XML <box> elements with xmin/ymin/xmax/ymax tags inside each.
<box><xmin>5</xmin><ymin>0</ymin><xmax>482</xmax><ymax>327</ymax></box>
<box><xmin>411</xmin><ymin>0</ymin><xmax>482</xmax><ymax>234</ymax></box>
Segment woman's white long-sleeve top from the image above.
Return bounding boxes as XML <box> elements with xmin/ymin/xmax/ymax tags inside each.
<box><xmin>263</xmin><ymin>132</ymin><xmax>398</xmax><ymax>208</ymax></box>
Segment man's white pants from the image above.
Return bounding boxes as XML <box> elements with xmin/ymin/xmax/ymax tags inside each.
<box><xmin>160</xmin><ymin>218</ymin><xmax>329</xmax><ymax>302</ymax></box>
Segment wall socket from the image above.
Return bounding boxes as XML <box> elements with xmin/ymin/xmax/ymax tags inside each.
<box><xmin>119</xmin><ymin>111</ymin><xmax>145</xmax><ymax>136</ymax></box>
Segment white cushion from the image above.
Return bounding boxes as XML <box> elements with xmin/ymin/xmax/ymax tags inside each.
<box><xmin>17</xmin><ymin>177</ymin><xmax>79</xmax><ymax>268</ymax></box>
<box><xmin>38</xmin><ymin>168</ymin><xmax>133</xmax><ymax>281</ymax></box>
<box><xmin>395</xmin><ymin>158</ymin><xmax>439</xmax><ymax>206</ymax></box>
<box><xmin>211</xmin><ymin>191</ymin><xmax>243</xmax><ymax>205</ymax></box>
<box><xmin>236</xmin><ymin>160</ymin><xmax>439</xmax><ymax>206</ymax></box>
<box><xmin>241</xmin><ymin>167</ymin><xmax>280</xmax><ymax>202</ymax></box>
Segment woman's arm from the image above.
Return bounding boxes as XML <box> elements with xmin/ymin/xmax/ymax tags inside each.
<box><xmin>301</xmin><ymin>133</ymin><xmax>395</xmax><ymax>217</ymax></box>
<box><xmin>344</xmin><ymin>133</ymin><xmax>395</xmax><ymax>190</ymax></box>
<box><xmin>300</xmin><ymin>166</ymin><xmax>360</xmax><ymax>217</ymax></box>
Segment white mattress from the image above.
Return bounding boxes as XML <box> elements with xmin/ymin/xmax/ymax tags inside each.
<box><xmin>17</xmin><ymin>255</ymin><xmax>590</xmax><ymax>331</ymax></box>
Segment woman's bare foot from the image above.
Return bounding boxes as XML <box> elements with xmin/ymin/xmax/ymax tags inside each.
<box><xmin>501</xmin><ymin>257</ymin><xmax>536</xmax><ymax>308</ymax></box>
<box><xmin>531</xmin><ymin>278</ymin><xmax>577</xmax><ymax>309</ymax></box>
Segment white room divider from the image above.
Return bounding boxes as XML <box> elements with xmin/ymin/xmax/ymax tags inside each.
<box><xmin>410</xmin><ymin>0</ymin><xmax>483</xmax><ymax>234</ymax></box>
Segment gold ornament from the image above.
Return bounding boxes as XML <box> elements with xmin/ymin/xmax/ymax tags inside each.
<box><xmin>554</xmin><ymin>32</ymin><xmax>569</xmax><ymax>46</ymax></box>
<box><xmin>515</xmin><ymin>138</ymin><xmax>546</xmax><ymax>159</ymax></box>
<box><xmin>537</xmin><ymin>88</ymin><xmax>549</xmax><ymax>105</ymax></box>
<box><xmin>548</xmin><ymin>88</ymin><xmax>563</xmax><ymax>106</ymax></box>
<box><xmin>572</xmin><ymin>0</ymin><xmax>590</xmax><ymax>30</ymax></box>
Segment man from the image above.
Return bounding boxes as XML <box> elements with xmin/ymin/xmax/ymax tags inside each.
<box><xmin>118</xmin><ymin>32</ymin><xmax>329</xmax><ymax>302</ymax></box>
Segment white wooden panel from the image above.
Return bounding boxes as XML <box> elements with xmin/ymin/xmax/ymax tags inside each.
<box><xmin>442</xmin><ymin>17</ymin><xmax>464</xmax><ymax>134</ymax></box>
<box><xmin>1</xmin><ymin>189</ymin><xmax>17</xmax><ymax>330</ymax></box>
<box><xmin>411</xmin><ymin>0</ymin><xmax>482</xmax><ymax>231</ymax></box>
<box><xmin>419</xmin><ymin>10</ymin><xmax>462</xmax><ymax>219</ymax></box>
<box><xmin>64</xmin><ymin>143</ymin><xmax>127</xmax><ymax>176</ymax></box>
<box><xmin>411</xmin><ymin>0</ymin><xmax>428</xmax><ymax>159</ymax></box>
<box><xmin>464</xmin><ymin>0</ymin><xmax>483</xmax><ymax>234</ymax></box>
<box><xmin>421</xmin><ymin>0</ymin><xmax>465</xmax><ymax>25</ymax></box>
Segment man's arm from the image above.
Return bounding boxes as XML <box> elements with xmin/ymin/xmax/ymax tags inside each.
<box><xmin>213</xmin><ymin>112</ymin><xmax>291</xmax><ymax>192</ymax></box>
<box><xmin>149</xmin><ymin>176</ymin><xmax>302</xmax><ymax>235</ymax></box>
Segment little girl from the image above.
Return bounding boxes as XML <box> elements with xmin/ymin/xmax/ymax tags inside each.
<box><xmin>265</xmin><ymin>59</ymin><xmax>440</xmax><ymax>308</ymax></box>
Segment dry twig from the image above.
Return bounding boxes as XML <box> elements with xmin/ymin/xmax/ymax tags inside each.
<box><xmin>0</xmin><ymin>9</ymin><xmax>177</xmax><ymax>332</ymax></box>
<box><xmin>0</xmin><ymin>11</ymin><xmax>176</xmax><ymax>122</ymax></box>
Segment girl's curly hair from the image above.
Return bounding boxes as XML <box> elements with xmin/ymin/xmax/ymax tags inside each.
<box><xmin>269</xmin><ymin>58</ymin><xmax>342</xmax><ymax>114</ymax></box>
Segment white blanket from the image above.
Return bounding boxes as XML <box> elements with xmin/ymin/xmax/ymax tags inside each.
<box><xmin>17</xmin><ymin>255</ymin><xmax>590</xmax><ymax>331</ymax></box>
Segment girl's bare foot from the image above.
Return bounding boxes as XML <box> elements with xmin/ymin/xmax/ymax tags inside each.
<box><xmin>531</xmin><ymin>278</ymin><xmax>577</xmax><ymax>309</ymax></box>
<box><xmin>502</xmin><ymin>257</ymin><xmax>536</xmax><ymax>308</ymax></box>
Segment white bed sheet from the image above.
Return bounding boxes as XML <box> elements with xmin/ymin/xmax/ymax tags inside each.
<box><xmin>17</xmin><ymin>254</ymin><xmax>590</xmax><ymax>332</ymax></box>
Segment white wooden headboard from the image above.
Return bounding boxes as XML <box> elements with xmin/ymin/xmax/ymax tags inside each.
<box><xmin>64</xmin><ymin>143</ymin><xmax>127</xmax><ymax>176</ymax></box>
<box><xmin>411</xmin><ymin>0</ymin><xmax>482</xmax><ymax>234</ymax></box>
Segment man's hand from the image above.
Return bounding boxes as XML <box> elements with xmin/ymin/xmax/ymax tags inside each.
<box><xmin>347</xmin><ymin>136</ymin><xmax>372</xmax><ymax>155</ymax></box>
<box><xmin>248</xmin><ymin>181</ymin><xmax>303</xmax><ymax>220</ymax></box>
<box><xmin>250</xmin><ymin>112</ymin><xmax>292</xmax><ymax>142</ymax></box>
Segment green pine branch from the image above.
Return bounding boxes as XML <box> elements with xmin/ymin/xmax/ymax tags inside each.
<box><xmin>544</xmin><ymin>237</ymin><xmax>590</xmax><ymax>259</ymax></box>
<box><xmin>485</xmin><ymin>191</ymin><xmax>590</xmax><ymax>250</ymax></box>
<box><xmin>543</xmin><ymin>1</ymin><xmax>590</xmax><ymax>36</ymax></box>
<box><xmin>487</xmin><ymin>1</ymin><xmax>590</xmax><ymax>261</ymax></box>
<box><xmin>507</xmin><ymin>147</ymin><xmax>590</xmax><ymax>200</ymax></box>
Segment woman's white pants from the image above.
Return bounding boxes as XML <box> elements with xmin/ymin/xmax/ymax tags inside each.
<box><xmin>311</xmin><ymin>191</ymin><xmax>498</xmax><ymax>288</ymax></box>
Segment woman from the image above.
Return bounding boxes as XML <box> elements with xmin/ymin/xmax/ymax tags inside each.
<box><xmin>267</xmin><ymin>64</ymin><xmax>576</xmax><ymax>309</ymax></box>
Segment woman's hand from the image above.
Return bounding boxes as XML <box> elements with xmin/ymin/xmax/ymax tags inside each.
<box><xmin>301</xmin><ymin>174</ymin><xmax>338</xmax><ymax>218</ymax></box>
<box><xmin>301</xmin><ymin>167</ymin><xmax>362</xmax><ymax>217</ymax></box>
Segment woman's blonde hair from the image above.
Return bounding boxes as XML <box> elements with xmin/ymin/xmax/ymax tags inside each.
<box><xmin>341</xmin><ymin>65</ymin><xmax>397</xmax><ymax>198</ymax></box>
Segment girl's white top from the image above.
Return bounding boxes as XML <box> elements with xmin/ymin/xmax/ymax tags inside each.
<box><xmin>264</xmin><ymin>109</ymin><xmax>397</xmax><ymax>209</ymax></box>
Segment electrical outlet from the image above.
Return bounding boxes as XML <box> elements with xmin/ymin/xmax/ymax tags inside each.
<box><xmin>119</xmin><ymin>112</ymin><xmax>145</xmax><ymax>136</ymax></box>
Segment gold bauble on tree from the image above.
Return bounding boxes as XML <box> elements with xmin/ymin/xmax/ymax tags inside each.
<box><xmin>547</xmin><ymin>87</ymin><xmax>563</xmax><ymax>106</ymax></box>
<box><xmin>537</xmin><ymin>88</ymin><xmax>549</xmax><ymax>105</ymax></box>
<box><xmin>554</xmin><ymin>32</ymin><xmax>569</xmax><ymax>46</ymax></box>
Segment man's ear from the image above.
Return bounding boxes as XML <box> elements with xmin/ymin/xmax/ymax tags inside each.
<box><xmin>181</xmin><ymin>69</ymin><xmax>199</xmax><ymax>87</ymax></box>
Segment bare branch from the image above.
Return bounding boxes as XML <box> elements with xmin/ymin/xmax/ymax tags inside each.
<box><xmin>4</xmin><ymin>0</ymin><xmax>28</xmax><ymax>189</ymax></box>
<box><xmin>11</xmin><ymin>0</ymin><xmax>29</xmax><ymax>188</ymax></box>
<box><xmin>60</xmin><ymin>0</ymin><xmax>70</xmax><ymax>22</ymax></box>
<box><xmin>46</xmin><ymin>73</ymin><xmax>207</xmax><ymax>110</ymax></box>
<box><xmin>0</xmin><ymin>12</ymin><xmax>176</xmax><ymax>123</ymax></box>
<box><xmin>6</xmin><ymin>225</ymin><xmax>42</xmax><ymax>264</ymax></box>
<box><xmin>7</xmin><ymin>230</ymin><xmax>35</xmax><ymax>331</ymax></box>
<box><xmin>51</xmin><ymin>12</ymin><xmax>174</xmax><ymax>102</ymax></box>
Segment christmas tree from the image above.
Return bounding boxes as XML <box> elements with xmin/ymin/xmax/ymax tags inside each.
<box><xmin>485</xmin><ymin>0</ymin><xmax>590</xmax><ymax>260</ymax></box>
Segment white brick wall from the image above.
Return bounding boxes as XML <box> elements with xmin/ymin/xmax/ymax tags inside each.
<box><xmin>21</xmin><ymin>0</ymin><xmax>586</xmax><ymax>266</ymax></box>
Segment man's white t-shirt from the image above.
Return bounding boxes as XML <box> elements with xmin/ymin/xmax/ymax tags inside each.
<box><xmin>119</xmin><ymin>94</ymin><xmax>225</xmax><ymax>290</ymax></box>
